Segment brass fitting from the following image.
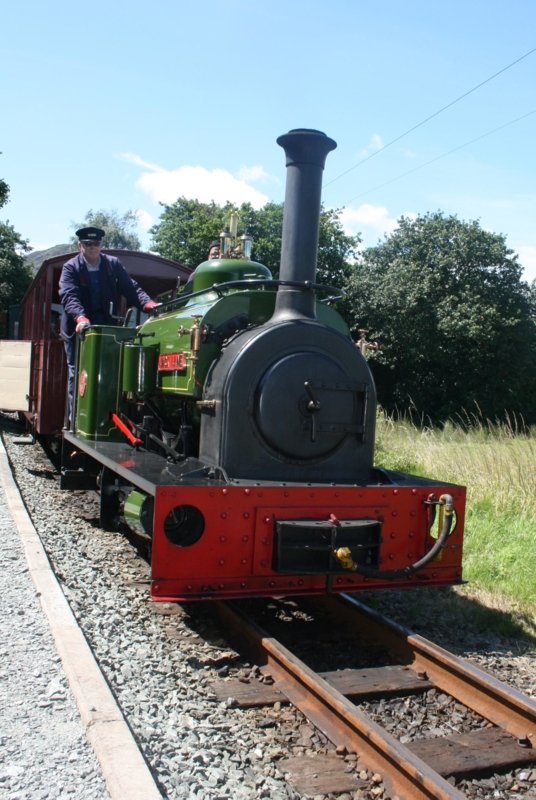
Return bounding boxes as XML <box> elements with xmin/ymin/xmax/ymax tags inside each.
<box><xmin>333</xmin><ymin>546</ymin><xmax>358</xmax><ymax>572</ymax></box>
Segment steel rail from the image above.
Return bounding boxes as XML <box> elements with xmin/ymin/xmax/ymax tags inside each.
<box><xmin>215</xmin><ymin>601</ymin><xmax>466</xmax><ymax>800</ymax></box>
<box><xmin>330</xmin><ymin>594</ymin><xmax>536</xmax><ymax>744</ymax></box>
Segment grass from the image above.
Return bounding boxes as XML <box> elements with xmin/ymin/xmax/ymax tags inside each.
<box><xmin>375</xmin><ymin>413</ymin><xmax>536</xmax><ymax>633</ymax></box>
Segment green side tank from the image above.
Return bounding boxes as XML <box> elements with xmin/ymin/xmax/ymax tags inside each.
<box><xmin>75</xmin><ymin>325</ymin><xmax>136</xmax><ymax>439</ymax></box>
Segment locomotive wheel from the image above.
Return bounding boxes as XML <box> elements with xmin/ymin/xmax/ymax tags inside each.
<box><xmin>98</xmin><ymin>467</ymin><xmax>123</xmax><ymax>531</ymax></box>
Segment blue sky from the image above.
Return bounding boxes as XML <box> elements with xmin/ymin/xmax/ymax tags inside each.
<box><xmin>2</xmin><ymin>0</ymin><xmax>536</xmax><ymax>282</ymax></box>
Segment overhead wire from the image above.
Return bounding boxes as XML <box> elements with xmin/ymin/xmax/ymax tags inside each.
<box><xmin>324</xmin><ymin>45</ymin><xmax>536</xmax><ymax>190</ymax></box>
<box><xmin>343</xmin><ymin>109</ymin><xmax>536</xmax><ymax>204</ymax></box>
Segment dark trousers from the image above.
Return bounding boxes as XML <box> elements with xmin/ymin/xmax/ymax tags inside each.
<box><xmin>63</xmin><ymin>336</ymin><xmax>76</xmax><ymax>427</ymax></box>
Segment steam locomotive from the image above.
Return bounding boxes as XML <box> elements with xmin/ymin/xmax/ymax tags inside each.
<box><xmin>61</xmin><ymin>128</ymin><xmax>465</xmax><ymax>601</ymax></box>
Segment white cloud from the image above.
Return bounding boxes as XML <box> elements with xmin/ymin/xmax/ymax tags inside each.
<box><xmin>118</xmin><ymin>153</ymin><xmax>269</xmax><ymax>209</ymax></box>
<box><xmin>340</xmin><ymin>203</ymin><xmax>399</xmax><ymax>243</ymax></box>
<box><xmin>135</xmin><ymin>209</ymin><xmax>154</xmax><ymax>231</ymax></box>
<box><xmin>236</xmin><ymin>165</ymin><xmax>269</xmax><ymax>182</ymax></box>
<box><xmin>515</xmin><ymin>245</ymin><xmax>536</xmax><ymax>283</ymax></box>
<box><xmin>118</xmin><ymin>152</ymin><xmax>162</xmax><ymax>171</ymax></box>
<box><xmin>358</xmin><ymin>134</ymin><xmax>384</xmax><ymax>158</ymax></box>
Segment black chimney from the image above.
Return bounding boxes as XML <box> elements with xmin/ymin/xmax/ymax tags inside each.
<box><xmin>273</xmin><ymin>128</ymin><xmax>337</xmax><ymax>320</ymax></box>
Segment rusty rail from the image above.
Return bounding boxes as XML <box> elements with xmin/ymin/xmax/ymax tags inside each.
<box><xmin>324</xmin><ymin>594</ymin><xmax>536</xmax><ymax>743</ymax></box>
<box><xmin>214</xmin><ymin>601</ymin><xmax>467</xmax><ymax>799</ymax></box>
<box><xmin>213</xmin><ymin>597</ymin><xmax>536</xmax><ymax>799</ymax></box>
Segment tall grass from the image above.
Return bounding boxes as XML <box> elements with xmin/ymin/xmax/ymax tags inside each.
<box><xmin>375</xmin><ymin>413</ymin><xmax>536</xmax><ymax>619</ymax></box>
<box><xmin>376</xmin><ymin>413</ymin><xmax>536</xmax><ymax>515</ymax></box>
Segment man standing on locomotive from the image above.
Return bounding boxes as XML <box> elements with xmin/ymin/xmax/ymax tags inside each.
<box><xmin>59</xmin><ymin>226</ymin><xmax>158</xmax><ymax>424</ymax></box>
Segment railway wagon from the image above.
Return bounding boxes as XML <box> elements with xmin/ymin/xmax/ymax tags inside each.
<box><xmin>0</xmin><ymin>250</ymin><xmax>190</xmax><ymax>435</ymax></box>
<box><xmin>59</xmin><ymin>128</ymin><xmax>466</xmax><ymax>602</ymax></box>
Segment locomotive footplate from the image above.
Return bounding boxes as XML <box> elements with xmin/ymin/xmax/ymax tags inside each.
<box><xmin>275</xmin><ymin>518</ymin><xmax>381</xmax><ymax>574</ymax></box>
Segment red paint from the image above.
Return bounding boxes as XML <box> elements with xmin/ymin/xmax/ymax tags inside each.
<box><xmin>150</xmin><ymin>484</ymin><xmax>465</xmax><ymax>601</ymax></box>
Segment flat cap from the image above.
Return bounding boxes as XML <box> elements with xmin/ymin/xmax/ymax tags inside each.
<box><xmin>76</xmin><ymin>226</ymin><xmax>105</xmax><ymax>242</ymax></box>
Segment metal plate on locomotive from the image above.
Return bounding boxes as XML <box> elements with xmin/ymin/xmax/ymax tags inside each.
<box><xmin>274</xmin><ymin>517</ymin><xmax>381</xmax><ymax>573</ymax></box>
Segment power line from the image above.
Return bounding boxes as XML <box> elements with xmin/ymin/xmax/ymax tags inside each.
<box><xmin>324</xmin><ymin>45</ymin><xmax>536</xmax><ymax>189</ymax></box>
<box><xmin>343</xmin><ymin>108</ymin><xmax>536</xmax><ymax>205</ymax></box>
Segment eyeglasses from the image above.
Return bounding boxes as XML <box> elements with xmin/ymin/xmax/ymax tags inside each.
<box><xmin>81</xmin><ymin>240</ymin><xmax>102</xmax><ymax>246</ymax></box>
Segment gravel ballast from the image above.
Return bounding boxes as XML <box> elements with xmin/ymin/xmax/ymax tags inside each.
<box><xmin>0</xmin><ymin>450</ymin><xmax>109</xmax><ymax>799</ymax></box>
<box><xmin>1</xmin><ymin>412</ymin><xmax>535</xmax><ymax>800</ymax></box>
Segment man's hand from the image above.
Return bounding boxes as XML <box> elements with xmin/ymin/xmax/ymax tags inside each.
<box><xmin>75</xmin><ymin>316</ymin><xmax>90</xmax><ymax>334</ymax></box>
<box><xmin>144</xmin><ymin>300</ymin><xmax>160</xmax><ymax>312</ymax></box>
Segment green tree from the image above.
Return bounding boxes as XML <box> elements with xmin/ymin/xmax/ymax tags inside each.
<box><xmin>0</xmin><ymin>175</ymin><xmax>32</xmax><ymax>332</ymax></box>
<box><xmin>150</xmin><ymin>198</ymin><xmax>360</xmax><ymax>286</ymax></box>
<box><xmin>0</xmin><ymin>178</ymin><xmax>8</xmax><ymax>207</ymax></box>
<box><xmin>150</xmin><ymin>199</ymin><xmax>229</xmax><ymax>268</ymax></box>
<box><xmin>344</xmin><ymin>212</ymin><xmax>536</xmax><ymax>424</ymax></box>
<box><xmin>71</xmin><ymin>209</ymin><xmax>141</xmax><ymax>250</ymax></box>
<box><xmin>317</xmin><ymin>207</ymin><xmax>361</xmax><ymax>287</ymax></box>
<box><xmin>529</xmin><ymin>278</ymin><xmax>536</xmax><ymax>314</ymax></box>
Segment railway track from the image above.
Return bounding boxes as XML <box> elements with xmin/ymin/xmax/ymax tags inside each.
<box><xmin>2</xmin><ymin>417</ymin><xmax>535</xmax><ymax>799</ymax></box>
<box><xmin>211</xmin><ymin>595</ymin><xmax>536</xmax><ymax>799</ymax></box>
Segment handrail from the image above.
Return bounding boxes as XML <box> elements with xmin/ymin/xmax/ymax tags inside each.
<box><xmin>151</xmin><ymin>278</ymin><xmax>345</xmax><ymax>315</ymax></box>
